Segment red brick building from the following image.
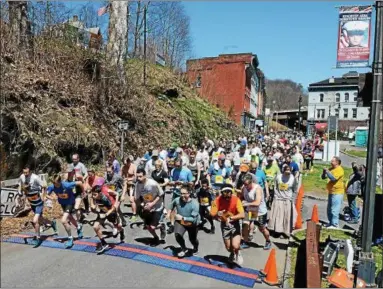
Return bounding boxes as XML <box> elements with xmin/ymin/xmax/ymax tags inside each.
<box><xmin>186</xmin><ymin>53</ymin><xmax>265</xmax><ymax>128</ymax></box>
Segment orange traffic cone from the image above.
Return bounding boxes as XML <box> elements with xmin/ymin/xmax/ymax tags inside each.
<box><xmin>311</xmin><ymin>204</ymin><xmax>319</xmax><ymax>224</ymax></box>
<box><xmin>260</xmin><ymin>248</ymin><xmax>275</xmax><ymax>276</ymax></box>
<box><xmin>295</xmin><ymin>210</ymin><xmax>303</xmax><ymax>229</ymax></box>
<box><xmin>263</xmin><ymin>249</ymin><xmax>280</xmax><ymax>286</ymax></box>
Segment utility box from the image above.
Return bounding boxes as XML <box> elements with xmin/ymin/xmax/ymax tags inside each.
<box><xmin>355</xmin><ymin>127</ymin><xmax>368</xmax><ymax>147</ymax></box>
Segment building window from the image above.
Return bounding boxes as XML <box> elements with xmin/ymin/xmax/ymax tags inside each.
<box><xmin>353</xmin><ymin>92</ymin><xmax>358</xmax><ymax>101</ymax></box>
<box><xmin>316</xmin><ymin>109</ymin><xmax>325</xmax><ymax>119</ymax></box>
<box><xmin>195</xmin><ymin>75</ymin><xmax>201</xmax><ymax>88</ymax></box>
<box><xmin>319</xmin><ymin>94</ymin><xmax>324</xmax><ymax>102</ymax></box>
<box><xmin>335</xmin><ymin>109</ymin><xmax>339</xmax><ymax>117</ymax></box>
<box><xmin>336</xmin><ymin>93</ymin><xmax>340</xmax><ymax>102</ymax></box>
<box><xmin>344</xmin><ymin>108</ymin><xmax>348</xmax><ymax>118</ymax></box>
<box><xmin>345</xmin><ymin>93</ymin><xmax>349</xmax><ymax>102</ymax></box>
<box><xmin>352</xmin><ymin>108</ymin><xmax>357</xmax><ymax>118</ymax></box>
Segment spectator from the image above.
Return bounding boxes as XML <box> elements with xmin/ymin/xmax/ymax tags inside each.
<box><xmin>322</xmin><ymin>156</ymin><xmax>345</xmax><ymax>228</ymax></box>
<box><xmin>345</xmin><ymin>164</ymin><xmax>363</xmax><ymax>224</ymax></box>
<box><xmin>268</xmin><ymin>164</ymin><xmax>298</xmax><ymax>238</ymax></box>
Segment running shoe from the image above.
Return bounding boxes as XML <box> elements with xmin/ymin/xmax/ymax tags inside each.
<box><xmin>228</xmin><ymin>252</ymin><xmax>235</xmax><ymax>263</ymax></box>
<box><xmin>51</xmin><ymin>220</ymin><xmax>58</xmax><ymax>233</ymax></box>
<box><xmin>159</xmin><ymin>223</ymin><xmax>167</xmax><ymax>240</ymax></box>
<box><xmin>240</xmin><ymin>242</ymin><xmax>250</xmax><ymax>249</ymax></box>
<box><xmin>177</xmin><ymin>250</ymin><xmax>186</xmax><ymax>258</ymax></box>
<box><xmin>77</xmin><ymin>225</ymin><xmax>83</xmax><ymax>239</ymax></box>
<box><xmin>96</xmin><ymin>244</ymin><xmax>110</xmax><ymax>254</ymax></box>
<box><xmin>210</xmin><ymin>226</ymin><xmax>215</xmax><ymax>234</ymax></box>
<box><xmin>167</xmin><ymin>225</ymin><xmax>174</xmax><ymax>234</ymax></box>
<box><xmin>235</xmin><ymin>251</ymin><xmax>244</xmax><ymax>265</ymax></box>
<box><xmin>31</xmin><ymin>238</ymin><xmax>43</xmax><ymax>247</ymax></box>
<box><xmin>264</xmin><ymin>241</ymin><xmax>272</xmax><ymax>250</ymax></box>
<box><xmin>112</xmin><ymin>228</ymin><xmax>119</xmax><ymax>238</ymax></box>
<box><xmin>65</xmin><ymin>238</ymin><xmax>74</xmax><ymax>248</ymax></box>
<box><xmin>120</xmin><ymin>230</ymin><xmax>125</xmax><ymax>242</ymax></box>
<box><xmin>192</xmin><ymin>248</ymin><xmax>199</xmax><ymax>256</ymax></box>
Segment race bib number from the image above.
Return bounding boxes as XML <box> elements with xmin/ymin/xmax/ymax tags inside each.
<box><xmin>279</xmin><ymin>183</ymin><xmax>289</xmax><ymax>191</ymax></box>
<box><xmin>248</xmin><ymin>210</ymin><xmax>258</xmax><ymax>220</ymax></box>
<box><xmin>200</xmin><ymin>197</ymin><xmax>209</xmax><ymax>206</ymax></box>
<box><xmin>225</xmin><ymin>179</ymin><xmax>232</xmax><ymax>184</ymax></box>
<box><xmin>181</xmin><ymin>219</ymin><xmax>193</xmax><ymax>226</ymax></box>
<box><xmin>240</xmin><ymin>158</ymin><xmax>246</xmax><ymax>164</ymax></box>
<box><xmin>215</xmin><ymin>175</ymin><xmax>223</xmax><ymax>184</ymax></box>
<box><xmin>143</xmin><ymin>193</ymin><xmax>154</xmax><ymax>202</ymax></box>
<box><xmin>58</xmin><ymin>193</ymin><xmax>68</xmax><ymax>199</ymax></box>
<box><xmin>213</xmin><ymin>152</ymin><xmax>220</xmax><ymax>159</ymax></box>
<box><xmin>108</xmin><ymin>185</ymin><xmax>115</xmax><ymax>191</ymax></box>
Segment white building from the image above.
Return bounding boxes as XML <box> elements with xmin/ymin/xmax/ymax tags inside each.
<box><xmin>308</xmin><ymin>72</ymin><xmax>370</xmax><ymax>131</ymax></box>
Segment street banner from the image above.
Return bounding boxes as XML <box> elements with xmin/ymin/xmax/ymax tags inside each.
<box><xmin>337</xmin><ymin>5</ymin><xmax>373</xmax><ymax>68</ymax></box>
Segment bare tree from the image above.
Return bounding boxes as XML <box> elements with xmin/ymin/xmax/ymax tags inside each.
<box><xmin>8</xmin><ymin>1</ymin><xmax>31</xmax><ymax>57</ymax></box>
<box><xmin>78</xmin><ymin>2</ymin><xmax>99</xmax><ymax>29</ymax></box>
<box><xmin>266</xmin><ymin>79</ymin><xmax>308</xmax><ymax>111</ymax></box>
<box><xmin>107</xmin><ymin>1</ymin><xmax>128</xmax><ymax>77</ymax></box>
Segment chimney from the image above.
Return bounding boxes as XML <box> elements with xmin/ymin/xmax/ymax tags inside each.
<box><xmin>72</xmin><ymin>15</ymin><xmax>78</xmax><ymax>22</ymax></box>
<box><xmin>329</xmin><ymin>76</ymin><xmax>335</xmax><ymax>84</ymax></box>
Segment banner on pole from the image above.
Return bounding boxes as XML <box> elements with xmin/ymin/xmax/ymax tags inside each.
<box><xmin>336</xmin><ymin>5</ymin><xmax>372</xmax><ymax>68</ymax></box>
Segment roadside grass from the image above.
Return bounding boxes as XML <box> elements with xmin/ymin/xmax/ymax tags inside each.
<box><xmin>288</xmin><ymin>229</ymin><xmax>383</xmax><ymax>287</ymax></box>
<box><xmin>302</xmin><ymin>164</ymin><xmax>353</xmax><ymax>197</ymax></box>
<box><xmin>344</xmin><ymin>150</ymin><xmax>368</xmax><ymax>158</ymax></box>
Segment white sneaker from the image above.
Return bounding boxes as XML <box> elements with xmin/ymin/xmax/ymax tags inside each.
<box><xmin>235</xmin><ymin>251</ymin><xmax>244</xmax><ymax>265</ymax></box>
<box><xmin>112</xmin><ymin>228</ymin><xmax>118</xmax><ymax>237</ymax></box>
<box><xmin>327</xmin><ymin>225</ymin><xmax>339</xmax><ymax>229</ymax></box>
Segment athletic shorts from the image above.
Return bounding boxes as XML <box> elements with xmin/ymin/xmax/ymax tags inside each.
<box><xmin>254</xmin><ymin>213</ymin><xmax>268</xmax><ymax>228</ymax></box>
<box><xmin>142</xmin><ymin>210</ymin><xmax>162</xmax><ymax>227</ymax></box>
<box><xmin>97</xmin><ymin>212</ymin><xmax>120</xmax><ymax>226</ymax></box>
<box><xmin>221</xmin><ymin>221</ymin><xmax>241</xmax><ymax>240</ymax></box>
<box><xmin>31</xmin><ymin>205</ymin><xmax>44</xmax><ymax>215</ymax></box>
<box><xmin>61</xmin><ymin>204</ymin><xmax>75</xmax><ymax>214</ymax></box>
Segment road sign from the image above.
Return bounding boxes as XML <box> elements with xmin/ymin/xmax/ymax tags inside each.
<box><xmin>1</xmin><ymin>188</ymin><xmax>19</xmax><ymax>216</ymax></box>
<box><xmin>117</xmin><ymin>121</ymin><xmax>129</xmax><ymax>131</ymax></box>
<box><xmin>265</xmin><ymin>108</ymin><xmax>271</xmax><ymax>116</ymax></box>
<box><xmin>328</xmin><ymin>116</ymin><xmax>338</xmax><ymax>132</ymax></box>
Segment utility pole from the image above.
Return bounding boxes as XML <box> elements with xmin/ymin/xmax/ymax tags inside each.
<box><xmin>358</xmin><ymin>1</ymin><xmax>382</xmax><ymax>286</ymax></box>
<box><xmin>143</xmin><ymin>5</ymin><xmax>147</xmax><ymax>86</ymax></box>
<box><xmin>298</xmin><ymin>95</ymin><xmax>302</xmax><ymax>131</ymax></box>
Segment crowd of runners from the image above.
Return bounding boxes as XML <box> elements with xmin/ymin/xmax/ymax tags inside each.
<box><xmin>19</xmin><ymin>131</ymin><xmax>321</xmax><ymax>265</ymax></box>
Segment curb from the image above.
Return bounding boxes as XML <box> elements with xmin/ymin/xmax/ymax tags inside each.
<box><xmin>304</xmin><ymin>194</ymin><xmax>327</xmax><ymax>201</ymax></box>
<box><xmin>340</xmin><ymin>150</ymin><xmax>365</xmax><ymax>160</ymax></box>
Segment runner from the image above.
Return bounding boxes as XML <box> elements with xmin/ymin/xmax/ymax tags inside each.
<box><xmin>264</xmin><ymin>155</ymin><xmax>280</xmax><ymax>208</ymax></box>
<box><xmin>46</xmin><ymin>174</ymin><xmax>84</xmax><ymax>248</ymax></box>
<box><xmin>241</xmin><ymin>174</ymin><xmax>272</xmax><ymax>250</ymax></box>
<box><xmin>145</xmin><ymin>150</ymin><xmax>168</xmax><ymax>176</ymax></box>
<box><xmin>207</xmin><ymin>154</ymin><xmax>231</xmax><ymax>198</ymax></box>
<box><xmin>196</xmin><ymin>179</ymin><xmax>215</xmax><ymax>234</ymax></box>
<box><xmin>104</xmin><ymin>165</ymin><xmax>127</xmax><ymax>227</ymax></box>
<box><xmin>135</xmin><ymin>168</ymin><xmax>167</xmax><ymax>245</ymax></box>
<box><xmin>90</xmin><ymin>185</ymin><xmax>125</xmax><ymax>254</ymax></box>
<box><xmin>187</xmin><ymin>150</ymin><xmax>201</xmax><ymax>194</ymax></box>
<box><xmin>167</xmin><ymin>185</ymin><xmax>200</xmax><ymax>257</ymax></box>
<box><xmin>68</xmin><ymin>154</ymin><xmax>88</xmax><ymax>226</ymax></box>
<box><xmin>121</xmin><ymin>155</ymin><xmax>138</xmax><ymax>222</ymax></box>
<box><xmin>210</xmin><ymin>184</ymin><xmax>245</xmax><ymax>265</ymax></box>
<box><xmin>18</xmin><ymin>166</ymin><xmax>57</xmax><ymax>246</ymax></box>
<box><xmin>84</xmin><ymin>169</ymin><xmax>104</xmax><ymax>213</ymax></box>
<box><xmin>234</xmin><ymin>164</ymin><xmax>256</xmax><ymax>199</ymax></box>
<box><xmin>167</xmin><ymin>158</ymin><xmax>194</xmax><ymax>234</ymax></box>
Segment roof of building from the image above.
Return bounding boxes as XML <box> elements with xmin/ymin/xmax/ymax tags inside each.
<box><xmin>309</xmin><ymin>72</ymin><xmax>360</xmax><ymax>87</ymax></box>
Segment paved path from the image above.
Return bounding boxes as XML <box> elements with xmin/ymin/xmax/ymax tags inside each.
<box><xmin>1</xmin><ymin>193</ymin><xmax>288</xmax><ymax>288</ymax></box>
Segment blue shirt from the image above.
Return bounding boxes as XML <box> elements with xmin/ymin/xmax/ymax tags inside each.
<box><xmin>289</xmin><ymin>161</ymin><xmax>300</xmax><ymax>174</ymax></box>
<box><xmin>170</xmin><ymin>168</ymin><xmax>194</xmax><ymax>182</ymax></box>
<box><xmin>47</xmin><ymin>181</ymin><xmax>76</xmax><ymax>205</ymax></box>
<box><xmin>169</xmin><ymin>197</ymin><xmax>200</xmax><ymax>224</ymax></box>
<box><xmin>254</xmin><ymin>168</ymin><xmax>266</xmax><ymax>189</ymax></box>
<box><xmin>208</xmin><ymin>164</ymin><xmax>232</xmax><ymax>189</ymax></box>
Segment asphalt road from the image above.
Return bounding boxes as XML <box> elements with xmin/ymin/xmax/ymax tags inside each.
<box><xmin>1</xmin><ymin>192</ymin><xmax>289</xmax><ymax>288</ymax></box>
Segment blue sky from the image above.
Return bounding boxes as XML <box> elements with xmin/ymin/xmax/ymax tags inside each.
<box><xmin>183</xmin><ymin>1</ymin><xmax>376</xmax><ymax>88</ymax></box>
<box><xmin>67</xmin><ymin>1</ymin><xmax>376</xmax><ymax>89</ymax></box>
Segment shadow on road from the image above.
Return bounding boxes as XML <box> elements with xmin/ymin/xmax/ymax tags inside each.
<box><xmin>204</xmin><ymin>254</ymin><xmax>241</xmax><ymax>269</ymax></box>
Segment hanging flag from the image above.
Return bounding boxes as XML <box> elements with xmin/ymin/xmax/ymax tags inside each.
<box><xmin>97</xmin><ymin>4</ymin><xmax>109</xmax><ymax>17</ymax></box>
<box><xmin>336</xmin><ymin>5</ymin><xmax>373</xmax><ymax>68</ymax></box>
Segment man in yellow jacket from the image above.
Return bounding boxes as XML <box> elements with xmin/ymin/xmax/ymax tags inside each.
<box><xmin>322</xmin><ymin>156</ymin><xmax>345</xmax><ymax>228</ymax></box>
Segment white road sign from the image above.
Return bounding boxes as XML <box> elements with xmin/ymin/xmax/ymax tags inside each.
<box><xmin>1</xmin><ymin>188</ymin><xmax>20</xmax><ymax>216</ymax></box>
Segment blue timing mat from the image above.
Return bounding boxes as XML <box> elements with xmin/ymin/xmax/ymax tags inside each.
<box><xmin>2</xmin><ymin>233</ymin><xmax>262</xmax><ymax>288</ymax></box>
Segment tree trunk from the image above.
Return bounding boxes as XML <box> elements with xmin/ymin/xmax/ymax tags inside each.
<box><xmin>8</xmin><ymin>1</ymin><xmax>31</xmax><ymax>58</ymax></box>
<box><xmin>106</xmin><ymin>1</ymin><xmax>128</xmax><ymax>75</ymax></box>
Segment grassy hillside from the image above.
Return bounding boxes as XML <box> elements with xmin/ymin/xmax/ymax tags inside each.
<box><xmin>0</xmin><ymin>39</ymin><xmax>243</xmax><ymax>179</ymax></box>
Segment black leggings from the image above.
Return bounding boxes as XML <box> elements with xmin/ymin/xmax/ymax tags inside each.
<box><xmin>174</xmin><ymin>222</ymin><xmax>199</xmax><ymax>251</ymax></box>
<box><xmin>199</xmin><ymin>206</ymin><xmax>214</xmax><ymax>228</ymax></box>
<box><xmin>305</xmin><ymin>157</ymin><xmax>312</xmax><ymax>170</ymax></box>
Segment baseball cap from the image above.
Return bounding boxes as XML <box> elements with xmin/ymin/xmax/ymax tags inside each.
<box><xmin>218</xmin><ymin>153</ymin><xmax>226</xmax><ymax>160</ymax></box>
<box><xmin>267</xmin><ymin>156</ymin><xmax>274</xmax><ymax>162</ymax></box>
<box><xmin>152</xmin><ymin>150</ymin><xmax>159</xmax><ymax>157</ymax></box>
<box><xmin>239</xmin><ymin>164</ymin><xmax>250</xmax><ymax>172</ymax></box>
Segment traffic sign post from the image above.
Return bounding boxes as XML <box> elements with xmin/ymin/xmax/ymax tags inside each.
<box><xmin>117</xmin><ymin>121</ymin><xmax>129</xmax><ymax>160</ymax></box>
